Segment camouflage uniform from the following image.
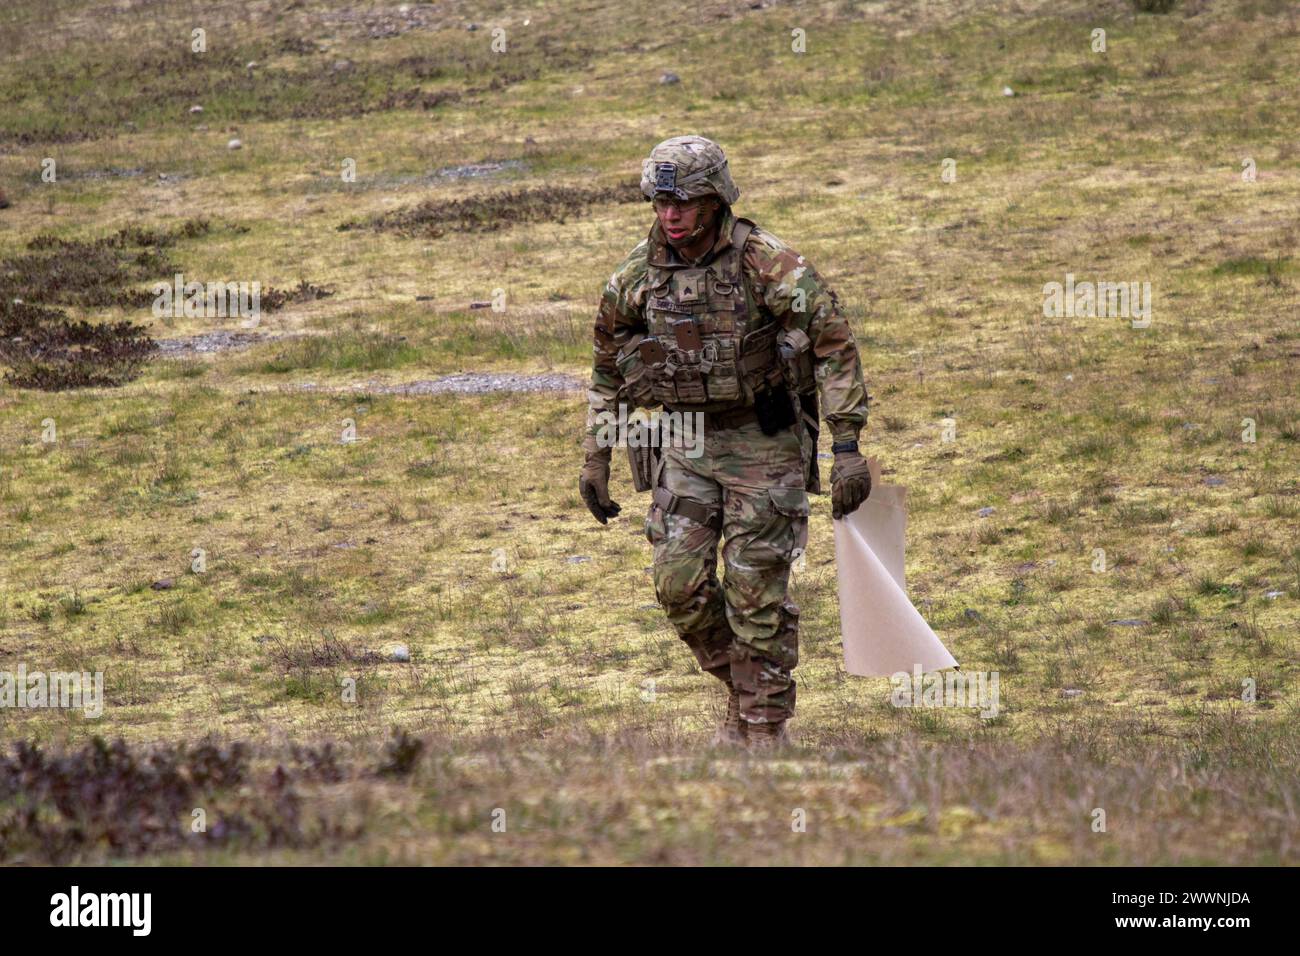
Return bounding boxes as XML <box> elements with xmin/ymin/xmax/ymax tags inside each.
<box><xmin>582</xmin><ymin>136</ymin><xmax>868</xmax><ymax>735</ymax></box>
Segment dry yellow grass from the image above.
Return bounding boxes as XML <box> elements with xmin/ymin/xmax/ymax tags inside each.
<box><xmin>0</xmin><ymin>0</ymin><xmax>1297</xmax><ymax>864</ymax></box>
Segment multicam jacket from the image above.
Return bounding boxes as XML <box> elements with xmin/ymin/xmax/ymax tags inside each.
<box><xmin>586</xmin><ymin>206</ymin><xmax>868</xmax><ymax>445</ymax></box>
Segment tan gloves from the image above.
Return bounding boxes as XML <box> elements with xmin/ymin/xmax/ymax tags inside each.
<box><xmin>830</xmin><ymin>448</ymin><xmax>872</xmax><ymax>519</ymax></box>
<box><xmin>579</xmin><ymin>434</ymin><xmax>621</xmax><ymax>525</ymax></box>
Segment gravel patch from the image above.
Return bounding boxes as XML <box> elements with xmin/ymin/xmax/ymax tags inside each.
<box><xmin>64</xmin><ymin>166</ymin><xmax>145</xmax><ymax>180</ymax></box>
<box><xmin>433</xmin><ymin>160</ymin><xmax>526</xmax><ymax>181</ymax></box>
<box><xmin>295</xmin><ymin>372</ymin><xmax>586</xmax><ymax>395</ymax></box>
<box><xmin>304</xmin><ymin>160</ymin><xmax>526</xmax><ymax>194</ymax></box>
<box><xmin>154</xmin><ymin>329</ymin><xmax>585</xmax><ymax>394</ymax></box>
<box><xmin>155</xmin><ymin>331</ymin><xmax>293</xmax><ymax>356</ymax></box>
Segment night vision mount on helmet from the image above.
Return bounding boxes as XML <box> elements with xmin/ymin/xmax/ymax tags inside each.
<box><xmin>640</xmin><ymin>135</ymin><xmax>740</xmax><ymax>205</ymax></box>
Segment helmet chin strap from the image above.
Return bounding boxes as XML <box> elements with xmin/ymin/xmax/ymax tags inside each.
<box><xmin>683</xmin><ymin>220</ymin><xmax>708</xmax><ymax>241</ymax></box>
<box><xmin>673</xmin><ymin>201</ymin><xmax>715</xmax><ymax>244</ymax></box>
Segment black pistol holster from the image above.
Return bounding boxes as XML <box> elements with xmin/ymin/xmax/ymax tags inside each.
<box><xmin>753</xmin><ymin>384</ymin><xmax>797</xmax><ymax>436</ymax></box>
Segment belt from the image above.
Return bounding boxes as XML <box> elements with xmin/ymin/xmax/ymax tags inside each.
<box><xmin>665</xmin><ymin>405</ymin><xmax>759</xmax><ymax>430</ymax></box>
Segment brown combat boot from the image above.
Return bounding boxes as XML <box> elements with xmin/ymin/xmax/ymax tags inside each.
<box><xmin>0</xmin><ymin>188</ymin><xmax>9</xmax><ymax>209</ymax></box>
<box><xmin>745</xmin><ymin>720</ymin><xmax>791</xmax><ymax>752</ymax></box>
<box><xmin>710</xmin><ymin>683</ymin><xmax>745</xmax><ymax>746</ymax></box>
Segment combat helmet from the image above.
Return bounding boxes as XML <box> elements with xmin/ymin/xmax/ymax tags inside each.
<box><xmin>640</xmin><ymin>135</ymin><xmax>739</xmax><ymax>205</ymax></box>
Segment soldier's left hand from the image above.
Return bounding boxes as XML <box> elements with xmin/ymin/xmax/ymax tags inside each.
<box><xmin>830</xmin><ymin>450</ymin><xmax>872</xmax><ymax>519</ymax></box>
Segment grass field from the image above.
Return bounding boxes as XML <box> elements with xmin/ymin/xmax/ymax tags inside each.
<box><xmin>1</xmin><ymin>0</ymin><xmax>1297</xmax><ymax>865</ymax></box>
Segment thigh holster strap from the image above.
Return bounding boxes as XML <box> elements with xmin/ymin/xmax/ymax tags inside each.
<box><xmin>652</xmin><ymin>486</ymin><xmax>722</xmax><ymax>531</ymax></box>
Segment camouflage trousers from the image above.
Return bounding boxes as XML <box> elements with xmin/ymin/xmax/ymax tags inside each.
<box><xmin>644</xmin><ymin>416</ymin><xmax>809</xmax><ymax>725</ymax></box>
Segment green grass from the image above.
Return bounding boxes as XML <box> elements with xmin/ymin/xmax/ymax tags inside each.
<box><xmin>0</xmin><ymin>0</ymin><xmax>1298</xmax><ymax>865</ymax></box>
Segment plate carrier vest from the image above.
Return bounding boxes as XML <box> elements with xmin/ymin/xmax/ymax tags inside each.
<box><xmin>636</xmin><ymin>215</ymin><xmax>784</xmax><ymax>413</ymax></box>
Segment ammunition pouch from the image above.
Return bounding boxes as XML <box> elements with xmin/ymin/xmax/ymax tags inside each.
<box><xmin>777</xmin><ymin>327</ymin><xmax>816</xmax><ymax>395</ymax></box>
<box><xmin>616</xmin><ymin>333</ymin><xmax>658</xmax><ymax>409</ymax></box>
<box><xmin>626</xmin><ymin>416</ymin><xmax>661</xmax><ymax>492</ymax></box>
<box><xmin>640</xmin><ymin>320</ymin><xmax>780</xmax><ymax>408</ymax></box>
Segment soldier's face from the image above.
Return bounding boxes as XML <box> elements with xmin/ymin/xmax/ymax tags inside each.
<box><xmin>655</xmin><ymin>196</ymin><xmax>718</xmax><ymax>245</ymax></box>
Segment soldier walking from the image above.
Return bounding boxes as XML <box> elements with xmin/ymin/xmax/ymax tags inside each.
<box><xmin>579</xmin><ymin>136</ymin><xmax>871</xmax><ymax>749</ymax></box>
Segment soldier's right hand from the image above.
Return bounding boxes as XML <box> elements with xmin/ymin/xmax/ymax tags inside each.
<box><xmin>582</xmin><ymin>463</ymin><xmax>621</xmax><ymax>522</ymax></box>
<box><xmin>579</xmin><ymin>439</ymin><xmax>618</xmax><ymax>522</ymax></box>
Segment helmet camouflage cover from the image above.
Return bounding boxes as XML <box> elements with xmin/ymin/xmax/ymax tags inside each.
<box><xmin>640</xmin><ymin>135</ymin><xmax>740</xmax><ymax>205</ymax></box>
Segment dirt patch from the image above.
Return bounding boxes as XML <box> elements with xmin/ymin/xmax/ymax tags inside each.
<box><xmin>340</xmin><ymin>183</ymin><xmax>642</xmax><ymax>238</ymax></box>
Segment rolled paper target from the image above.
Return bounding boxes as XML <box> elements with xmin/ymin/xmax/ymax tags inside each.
<box><xmin>832</xmin><ymin>461</ymin><xmax>958</xmax><ymax>677</ymax></box>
